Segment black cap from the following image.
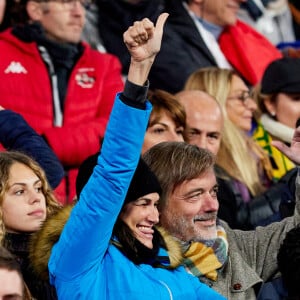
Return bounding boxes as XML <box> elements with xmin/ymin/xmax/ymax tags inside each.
<box><xmin>261</xmin><ymin>57</ymin><xmax>300</xmax><ymax>94</ymax></box>
<box><xmin>76</xmin><ymin>154</ymin><xmax>161</xmax><ymax>204</ymax></box>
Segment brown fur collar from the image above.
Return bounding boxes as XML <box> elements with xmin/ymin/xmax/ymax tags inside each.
<box><xmin>29</xmin><ymin>206</ymin><xmax>183</xmax><ymax>280</ymax></box>
<box><xmin>29</xmin><ymin>205</ymin><xmax>73</xmax><ymax>281</ymax></box>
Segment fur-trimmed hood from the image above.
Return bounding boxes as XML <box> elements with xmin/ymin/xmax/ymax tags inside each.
<box><xmin>29</xmin><ymin>205</ymin><xmax>73</xmax><ymax>281</ymax></box>
<box><xmin>29</xmin><ymin>205</ymin><xmax>183</xmax><ymax>281</ymax></box>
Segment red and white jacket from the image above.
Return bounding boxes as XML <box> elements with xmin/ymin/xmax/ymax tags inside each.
<box><xmin>0</xmin><ymin>28</ymin><xmax>124</xmax><ymax>203</ymax></box>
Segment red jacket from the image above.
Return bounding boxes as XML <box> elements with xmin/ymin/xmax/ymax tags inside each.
<box><xmin>219</xmin><ymin>20</ymin><xmax>282</xmax><ymax>85</ymax></box>
<box><xmin>0</xmin><ymin>28</ymin><xmax>124</xmax><ymax>203</ymax></box>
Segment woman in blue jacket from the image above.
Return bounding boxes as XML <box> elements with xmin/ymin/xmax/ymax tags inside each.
<box><xmin>45</xmin><ymin>14</ymin><xmax>225</xmax><ymax>300</ymax></box>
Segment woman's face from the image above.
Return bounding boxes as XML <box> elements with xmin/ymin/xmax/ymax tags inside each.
<box><xmin>120</xmin><ymin>192</ymin><xmax>160</xmax><ymax>249</ymax></box>
<box><xmin>226</xmin><ymin>75</ymin><xmax>257</xmax><ymax>132</ymax></box>
<box><xmin>264</xmin><ymin>93</ymin><xmax>300</xmax><ymax>129</ymax></box>
<box><xmin>142</xmin><ymin>110</ymin><xmax>184</xmax><ymax>154</ymax></box>
<box><xmin>1</xmin><ymin>162</ymin><xmax>47</xmax><ymax>233</ymax></box>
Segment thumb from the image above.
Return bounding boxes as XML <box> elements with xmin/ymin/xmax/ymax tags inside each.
<box><xmin>155</xmin><ymin>13</ymin><xmax>169</xmax><ymax>34</ymax></box>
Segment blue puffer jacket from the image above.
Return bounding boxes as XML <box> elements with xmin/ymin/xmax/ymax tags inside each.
<box><xmin>48</xmin><ymin>94</ymin><xmax>224</xmax><ymax>300</ymax></box>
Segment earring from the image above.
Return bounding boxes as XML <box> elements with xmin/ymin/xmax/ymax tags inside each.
<box><xmin>270</xmin><ymin>111</ymin><xmax>276</xmax><ymax>117</ymax></box>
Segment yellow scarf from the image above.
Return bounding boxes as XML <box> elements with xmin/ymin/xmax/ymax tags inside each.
<box><xmin>183</xmin><ymin>226</ymin><xmax>228</xmax><ymax>281</ymax></box>
<box><xmin>253</xmin><ymin>120</ymin><xmax>295</xmax><ymax>181</ymax></box>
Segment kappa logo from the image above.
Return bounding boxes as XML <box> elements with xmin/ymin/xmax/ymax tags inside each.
<box><xmin>4</xmin><ymin>61</ymin><xmax>28</xmax><ymax>74</ymax></box>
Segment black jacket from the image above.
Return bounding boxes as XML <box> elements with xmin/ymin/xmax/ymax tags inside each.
<box><xmin>4</xmin><ymin>233</ymin><xmax>57</xmax><ymax>300</ymax></box>
<box><xmin>149</xmin><ymin>0</ymin><xmax>218</xmax><ymax>93</ymax></box>
<box><xmin>216</xmin><ymin>165</ymin><xmax>297</xmax><ymax>230</ymax></box>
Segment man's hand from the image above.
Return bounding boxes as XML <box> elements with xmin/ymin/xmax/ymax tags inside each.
<box><xmin>272</xmin><ymin>126</ymin><xmax>300</xmax><ymax>165</ymax></box>
<box><xmin>123</xmin><ymin>13</ymin><xmax>168</xmax><ymax>63</ymax></box>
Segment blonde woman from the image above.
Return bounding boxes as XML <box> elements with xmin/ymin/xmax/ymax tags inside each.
<box><xmin>184</xmin><ymin>67</ymin><xmax>294</xmax><ymax>229</ymax></box>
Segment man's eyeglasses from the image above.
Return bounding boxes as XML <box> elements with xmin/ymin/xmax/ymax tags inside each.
<box><xmin>227</xmin><ymin>90</ymin><xmax>252</xmax><ymax>104</ymax></box>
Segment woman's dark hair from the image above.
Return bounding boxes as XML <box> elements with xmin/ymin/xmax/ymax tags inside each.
<box><xmin>112</xmin><ymin>220</ymin><xmax>164</xmax><ymax>266</ymax></box>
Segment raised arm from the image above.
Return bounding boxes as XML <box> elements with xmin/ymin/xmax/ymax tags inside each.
<box><xmin>48</xmin><ymin>14</ymin><xmax>168</xmax><ymax>283</ymax></box>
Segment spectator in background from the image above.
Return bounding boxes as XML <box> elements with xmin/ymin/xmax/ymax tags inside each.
<box><xmin>176</xmin><ymin>90</ymin><xmax>223</xmax><ymax>156</ymax></box>
<box><xmin>252</xmin><ymin>57</ymin><xmax>300</xmax><ymax>181</ymax></box>
<box><xmin>0</xmin><ymin>245</ymin><xmax>31</xmax><ymax>300</ymax></box>
<box><xmin>148</xmin><ymin>0</ymin><xmax>282</xmax><ymax>93</ymax></box>
<box><xmin>0</xmin><ymin>0</ymin><xmax>124</xmax><ymax>203</ymax></box>
<box><xmin>142</xmin><ymin>89</ymin><xmax>186</xmax><ymax>154</ymax></box>
<box><xmin>175</xmin><ymin>90</ymin><xmax>241</xmax><ymax>229</ymax></box>
<box><xmin>238</xmin><ymin>0</ymin><xmax>295</xmax><ymax>45</ymax></box>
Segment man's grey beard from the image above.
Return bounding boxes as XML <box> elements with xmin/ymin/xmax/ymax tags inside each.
<box><xmin>160</xmin><ymin>213</ymin><xmax>199</xmax><ymax>242</ymax></box>
<box><xmin>160</xmin><ymin>211</ymin><xmax>218</xmax><ymax>243</ymax></box>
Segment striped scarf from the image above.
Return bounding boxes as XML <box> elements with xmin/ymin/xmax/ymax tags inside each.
<box><xmin>253</xmin><ymin>117</ymin><xmax>295</xmax><ymax>181</ymax></box>
<box><xmin>182</xmin><ymin>225</ymin><xmax>228</xmax><ymax>281</ymax></box>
